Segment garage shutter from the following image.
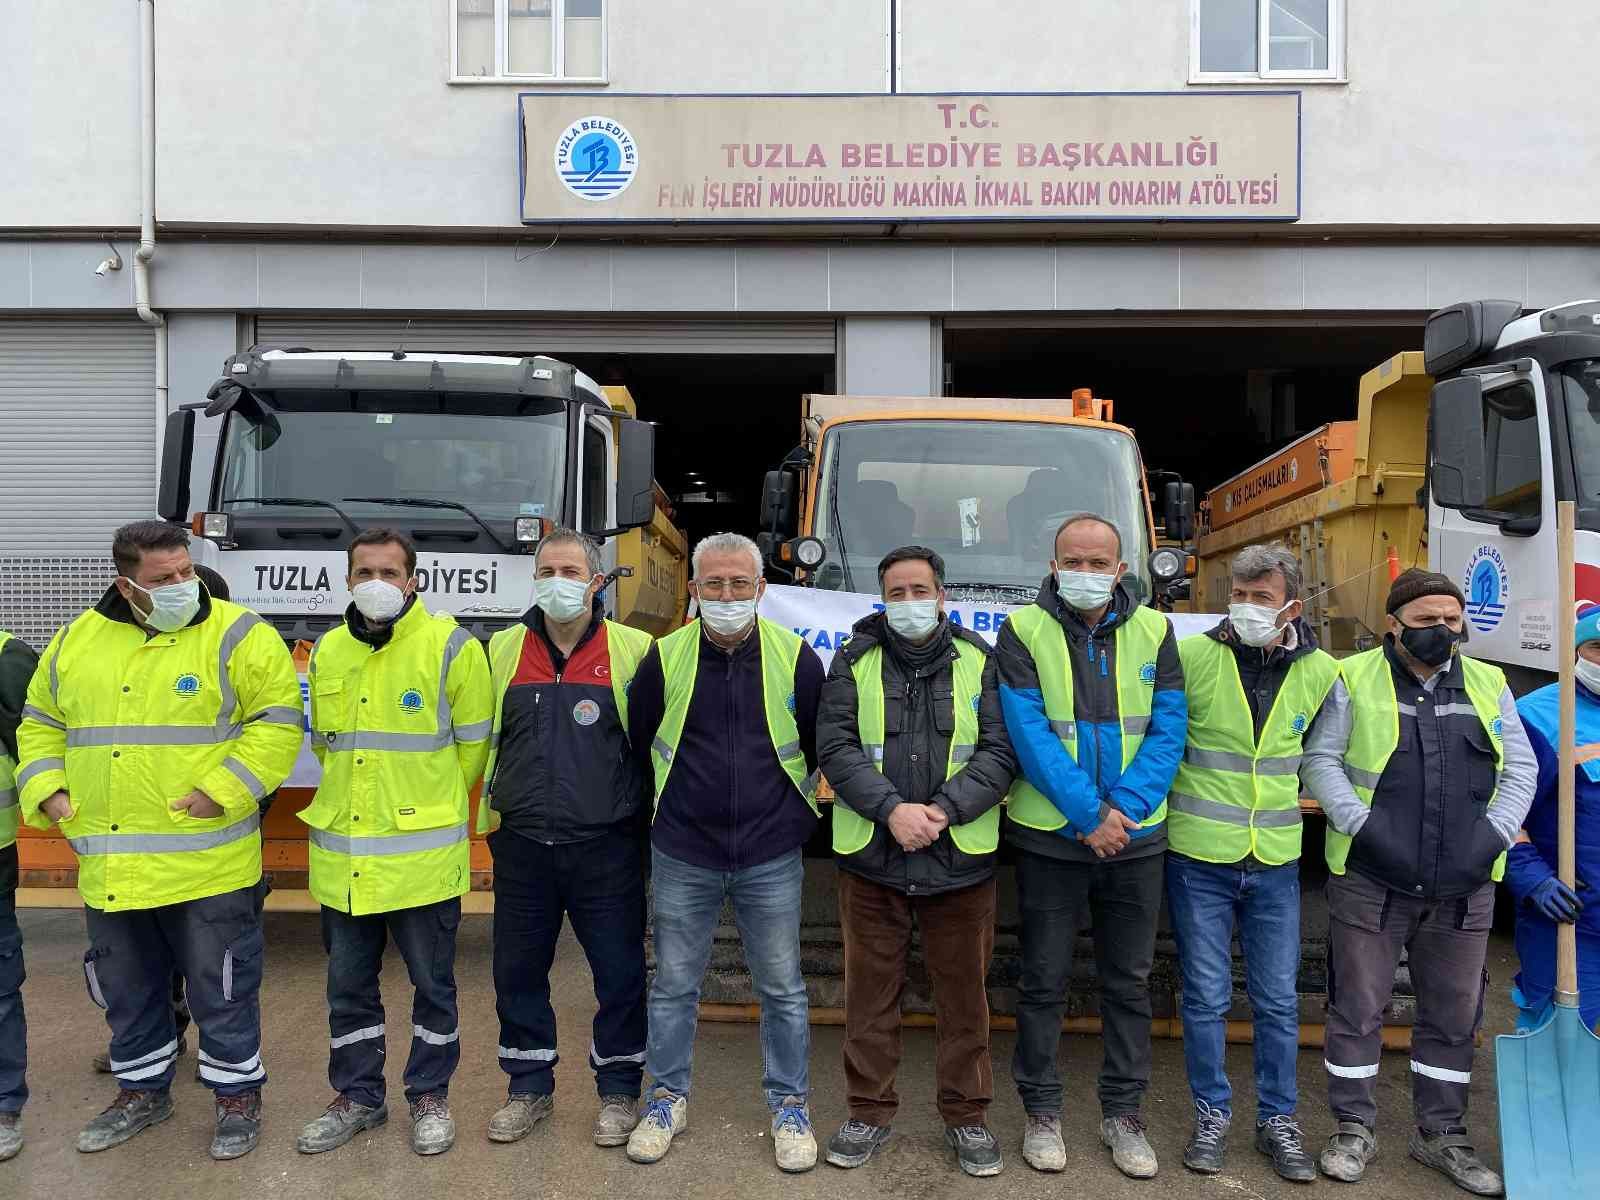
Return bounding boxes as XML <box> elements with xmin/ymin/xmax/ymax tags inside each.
<box><xmin>0</xmin><ymin>318</ymin><xmax>156</xmax><ymax>646</ymax></box>
<box><xmin>254</xmin><ymin>316</ymin><xmax>836</xmax><ymax>357</ymax></box>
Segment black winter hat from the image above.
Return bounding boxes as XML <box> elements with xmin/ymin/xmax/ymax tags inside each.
<box><xmin>1385</xmin><ymin>567</ymin><xmax>1466</xmax><ymax>615</ymax></box>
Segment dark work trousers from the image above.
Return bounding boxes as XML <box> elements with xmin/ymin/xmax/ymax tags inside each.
<box><xmin>838</xmin><ymin>868</ymin><xmax>996</xmax><ymax>1128</ymax></box>
<box><xmin>490</xmin><ymin>826</ymin><xmax>647</xmax><ymax>1099</ymax></box>
<box><xmin>1012</xmin><ymin>848</ymin><xmax>1164</xmax><ymax>1118</ymax></box>
<box><xmin>321</xmin><ymin>897</ymin><xmax>462</xmax><ymax>1107</ymax></box>
<box><xmin>0</xmin><ymin>847</ymin><xmax>26</xmax><ymax>1113</ymax></box>
<box><xmin>1324</xmin><ymin>870</ymin><xmax>1495</xmax><ymax>1133</ymax></box>
<box><xmin>83</xmin><ymin>881</ymin><xmax>267</xmax><ymax>1096</ymax></box>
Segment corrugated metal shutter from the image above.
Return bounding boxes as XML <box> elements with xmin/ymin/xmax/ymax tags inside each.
<box><xmin>0</xmin><ymin>318</ymin><xmax>156</xmax><ymax>646</ymax></box>
<box><xmin>254</xmin><ymin>317</ymin><xmax>836</xmax><ymax>357</ymax></box>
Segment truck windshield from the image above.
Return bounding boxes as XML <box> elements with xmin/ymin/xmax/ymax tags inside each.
<box><xmin>811</xmin><ymin>419</ymin><xmax>1150</xmax><ymax>599</ymax></box>
<box><xmin>1563</xmin><ymin>360</ymin><xmax>1600</xmax><ymax>523</ymax></box>
<box><xmin>216</xmin><ymin>392</ymin><xmax>567</xmax><ymax>524</ymax></box>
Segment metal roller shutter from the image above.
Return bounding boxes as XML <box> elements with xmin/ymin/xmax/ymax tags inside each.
<box><xmin>0</xmin><ymin>317</ymin><xmax>157</xmax><ymax>646</ymax></box>
<box><xmin>254</xmin><ymin>316</ymin><xmax>836</xmax><ymax>357</ymax></box>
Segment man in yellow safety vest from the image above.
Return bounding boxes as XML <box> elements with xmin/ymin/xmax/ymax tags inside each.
<box><xmin>0</xmin><ymin>628</ymin><xmax>39</xmax><ymax>1163</ymax></box>
<box><xmin>17</xmin><ymin>520</ymin><xmax>301</xmax><ymax>1161</ymax></box>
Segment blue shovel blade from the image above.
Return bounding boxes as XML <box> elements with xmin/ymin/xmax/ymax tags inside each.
<box><xmin>1495</xmin><ymin>1004</ymin><xmax>1600</xmax><ymax>1199</ymax></box>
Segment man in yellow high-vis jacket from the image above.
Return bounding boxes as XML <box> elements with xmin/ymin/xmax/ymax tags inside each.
<box><xmin>624</xmin><ymin>533</ymin><xmax>824</xmax><ymax>1173</ymax></box>
<box><xmin>294</xmin><ymin>529</ymin><xmax>492</xmax><ymax>1159</ymax></box>
<box><xmin>0</xmin><ymin>629</ymin><xmax>39</xmax><ymax>1163</ymax></box>
<box><xmin>818</xmin><ymin>546</ymin><xmax>1015</xmax><ymax>1178</ymax></box>
<box><xmin>17</xmin><ymin>521</ymin><xmax>301</xmax><ymax>1161</ymax></box>
<box><xmin>996</xmin><ymin>513</ymin><xmax>1187</xmax><ymax>1180</ymax></box>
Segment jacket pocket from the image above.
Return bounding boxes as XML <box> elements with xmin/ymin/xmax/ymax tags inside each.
<box><xmin>393</xmin><ymin>796</ymin><xmax>465</xmax><ymax>832</ymax></box>
<box><xmin>83</xmin><ymin>945</ymin><xmax>110</xmax><ymax>1010</ymax></box>
<box><xmin>1348</xmin><ymin>804</ymin><xmax>1412</xmax><ymax>889</ymax></box>
<box><xmin>222</xmin><ymin>923</ymin><xmax>265</xmax><ymax>1004</ymax></box>
<box><xmin>312</xmin><ymin>673</ymin><xmax>351</xmax><ymax>737</ymax></box>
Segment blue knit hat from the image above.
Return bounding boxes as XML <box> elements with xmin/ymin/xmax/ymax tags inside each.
<box><xmin>1577</xmin><ymin>602</ymin><xmax>1600</xmax><ymax>648</ymax></box>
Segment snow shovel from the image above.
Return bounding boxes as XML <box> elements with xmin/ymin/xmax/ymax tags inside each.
<box><xmin>1495</xmin><ymin>500</ymin><xmax>1600</xmax><ymax>1199</ymax></box>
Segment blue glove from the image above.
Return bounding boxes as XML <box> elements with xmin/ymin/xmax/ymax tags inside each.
<box><xmin>1528</xmin><ymin>875</ymin><xmax>1585</xmax><ymax>923</ymax></box>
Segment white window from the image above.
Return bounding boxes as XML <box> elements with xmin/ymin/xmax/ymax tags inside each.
<box><xmin>1190</xmin><ymin>0</ymin><xmax>1344</xmax><ymax>82</ymax></box>
<box><xmin>451</xmin><ymin>0</ymin><xmax>605</xmax><ymax>83</ymax></box>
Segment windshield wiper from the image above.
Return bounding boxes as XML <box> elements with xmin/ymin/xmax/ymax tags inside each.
<box><xmin>343</xmin><ymin>497</ymin><xmax>512</xmax><ymax>554</ymax></box>
<box><xmin>222</xmin><ymin>496</ymin><xmax>360</xmax><ymax>535</ymax></box>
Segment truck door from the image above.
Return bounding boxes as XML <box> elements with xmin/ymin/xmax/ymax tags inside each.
<box><xmin>1430</xmin><ymin>367</ymin><xmax>1558</xmax><ymax>677</ymax></box>
<box><xmin>578</xmin><ymin>411</ymin><xmax>621</xmax><ymax>581</ymax></box>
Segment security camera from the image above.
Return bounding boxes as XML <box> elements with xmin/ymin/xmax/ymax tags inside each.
<box><xmin>95</xmin><ymin>245</ymin><xmax>123</xmax><ymax>276</ymax></box>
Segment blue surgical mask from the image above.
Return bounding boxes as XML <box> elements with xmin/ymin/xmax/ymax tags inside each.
<box><xmin>127</xmin><ymin>577</ymin><xmax>202</xmax><ymax>632</ymax></box>
<box><xmin>1056</xmin><ymin>569</ymin><xmax>1117</xmax><ymax>612</ymax></box>
<box><xmin>700</xmin><ymin>598</ymin><xmax>757</xmax><ymax>636</ymax></box>
<box><xmin>885</xmin><ymin>599</ymin><xmax>940</xmax><ymax>641</ymax></box>
<box><xmin>534</xmin><ymin>575</ymin><xmax>592</xmax><ymax>622</ymax></box>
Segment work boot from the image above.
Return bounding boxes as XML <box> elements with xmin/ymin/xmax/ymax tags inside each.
<box><xmin>94</xmin><ymin>1033</ymin><xmax>188</xmax><ymax>1075</ymax></box>
<box><xmin>76</xmin><ymin>1088</ymin><xmax>174</xmax><ymax>1153</ymax></box>
<box><xmin>1021</xmin><ymin>1112</ymin><xmax>1066</xmax><ymax>1172</ymax></box>
<box><xmin>0</xmin><ymin>1112</ymin><xmax>21</xmax><ymax>1162</ymax></box>
<box><xmin>210</xmin><ymin>1090</ymin><xmax>262</xmax><ymax>1160</ymax></box>
<box><xmin>410</xmin><ymin>1092</ymin><xmax>456</xmax><ymax>1156</ymax></box>
<box><xmin>487</xmin><ymin>1093</ymin><xmax>553</xmax><ymax>1143</ymax></box>
<box><xmin>825</xmin><ymin>1118</ymin><xmax>892</xmax><ymax>1168</ymax></box>
<box><xmin>593</xmin><ymin>1094</ymin><xmax>639</xmax><ymax>1147</ymax></box>
<box><xmin>626</xmin><ymin>1087</ymin><xmax>686</xmax><ymax>1164</ymax></box>
<box><xmin>1256</xmin><ymin>1114</ymin><xmax>1316</xmax><ymax>1183</ymax></box>
<box><xmin>1101</xmin><ymin>1113</ymin><xmax>1159</xmax><ymax>1179</ymax></box>
<box><xmin>945</xmin><ymin>1124</ymin><xmax>1004</xmax><ymax>1177</ymax></box>
<box><xmin>1409</xmin><ymin>1129</ymin><xmax>1504</xmax><ymax>1196</ymax></box>
<box><xmin>295</xmin><ymin>1094</ymin><xmax>388</xmax><ymax>1154</ymax></box>
<box><xmin>1183</xmin><ymin>1100</ymin><xmax>1231</xmax><ymax>1174</ymax></box>
<box><xmin>772</xmin><ymin>1097</ymin><xmax>817</xmax><ymax>1172</ymax></box>
<box><xmin>1319</xmin><ymin>1121</ymin><xmax>1378</xmax><ymax>1182</ymax></box>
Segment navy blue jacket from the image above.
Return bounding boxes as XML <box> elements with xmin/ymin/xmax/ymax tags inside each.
<box><xmin>1511</xmin><ymin>680</ymin><xmax>1600</xmax><ymax>936</ymax></box>
<box><xmin>628</xmin><ymin>622</ymin><xmax>824</xmax><ymax>872</ymax></box>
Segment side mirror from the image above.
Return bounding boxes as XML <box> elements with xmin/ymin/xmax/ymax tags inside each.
<box><xmin>1429</xmin><ymin>377</ymin><xmax>1488</xmax><ymax>510</ymax></box>
<box><xmin>158</xmin><ymin>410</ymin><xmax>195</xmax><ymax>523</ymax></box>
<box><xmin>1162</xmin><ymin>480</ymin><xmax>1195</xmax><ymax>542</ymax></box>
<box><xmin>614</xmin><ymin>417</ymin><xmax>656</xmax><ymax>531</ymax></box>
<box><xmin>759</xmin><ymin>469</ymin><xmax>799</xmax><ymax>536</ymax></box>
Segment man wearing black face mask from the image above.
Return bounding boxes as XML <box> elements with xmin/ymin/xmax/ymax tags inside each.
<box><xmin>1301</xmin><ymin>569</ymin><xmax>1536</xmax><ymax>1195</ymax></box>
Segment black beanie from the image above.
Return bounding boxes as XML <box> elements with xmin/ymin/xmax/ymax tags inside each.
<box><xmin>1386</xmin><ymin>567</ymin><xmax>1466</xmax><ymax>615</ymax></box>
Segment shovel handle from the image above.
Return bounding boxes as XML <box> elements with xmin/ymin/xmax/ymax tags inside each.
<box><xmin>1558</xmin><ymin>500</ymin><xmax>1578</xmax><ymax>1001</ymax></box>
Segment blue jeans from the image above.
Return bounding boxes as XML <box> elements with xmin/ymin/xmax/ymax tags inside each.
<box><xmin>1166</xmin><ymin>854</ymin><xmax>1301</xmax><ymax>1121</ymax></box>
<box><xmin>646</xmin><ymin>846</ymin><xmax>808</xmax><ymax>1110</ymax></box>
<box><xmin>0</xmin><ymin>852</ymin><xmax>26</xmax><ymax>1113</ymax></box>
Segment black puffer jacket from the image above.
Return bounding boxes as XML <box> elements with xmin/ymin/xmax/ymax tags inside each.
<box><xmin>819</xmin><ymin>612</ymin><xmax>1016</xmax><ymax>895</ymax></box>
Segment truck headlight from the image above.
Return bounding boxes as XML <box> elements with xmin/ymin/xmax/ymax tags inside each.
<box><xmin>789</xmin><ymin>536</ymin><xmax>827</xmax><ymax>568</ymax></box>
<box><xmin>1149</xmin><ymin>547</ymin><xmax>1185</xmax><ymax>583</ymax></box>
<box><xmin>197</xmin><ymin>511</ymin><xmax>232</xmax><ymax>541</ymax></box>
<box><xmin>514</xmin><ymin>517</ymin><xmax>543</xmax><ymax>544</ymax></box>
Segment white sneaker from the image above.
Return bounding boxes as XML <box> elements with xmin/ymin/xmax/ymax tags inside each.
<box><xmin>626</xmin><ymin>1088</ymin><xmax>686</xmax><ymax>1164</ymax></box>
<box><xmin>772</xmin><ymin>1097</ymin><xmax>817</xmax><ymax>1173</ymax></box>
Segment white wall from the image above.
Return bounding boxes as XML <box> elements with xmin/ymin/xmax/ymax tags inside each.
<box><xmin>3</xmin><ymin>1</ymin><xmax>1596</xmax><ymax>233</ymax></box>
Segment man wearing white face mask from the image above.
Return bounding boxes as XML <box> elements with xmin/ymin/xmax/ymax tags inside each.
<box><xmin>995</xmin><ymin>512</ymin><xmax>1187</xmax><ymax>1179</ymax></box>
<box><xmin>817</xmin><ymin>546</ymin><xmax>1015</xmax><ymax>1177</ymax></box>
<box><xmin>17</xmin><ymin>520</ymin><xmax>301</xmax><ymax>1160</ymax></box>
<box><xmin>474</xmin><ymin>528</ymin><xmax>654</xmax><ymax>1150</ymax></box>
<box><xmin>296</xmin><ymin>528</ymin><xmax>493</xmax><ymax>1158</ymax></box>
<box><xmin>625</xmin><ymin>532</ymin><xmax>824</xmax><ymax>1172</ymax></box>
<box><xmin>1165</xmin><ymin>544</ymin><xmax>1338</xmax><ymax>1182</ymax></box>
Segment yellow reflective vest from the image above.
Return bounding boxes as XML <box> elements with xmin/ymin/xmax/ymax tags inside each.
<box><xmin>301</xmin><ymin>601</ymin><xmax>493</xmax><ymax>916</ymax></box>
<box><xmin>0</xmin><ymin>631</ymin><xmax>19</xmax><ymax>849</ymax></box>
<box><xmin>17</xmin><ymin>592</ymin><xmax>302</xmax><ymax>911</ymax></box>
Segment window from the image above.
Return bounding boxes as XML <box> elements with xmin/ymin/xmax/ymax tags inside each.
<box><xmin>452</xmin><ymin>0</ymin><xmax>605</xmax><ymax>82</ymax></box>
<box><xmin>1191</xmin><ymin>0</ymin><xmax>1344</xmax><ymax>82</ymax></box>
<box><xmin>581</xmin><ymin>419</ymin><xmax>608</xmax><ymax>532</ymax></box>
<box><xmin>1479</xmin><ymin>381</ymin><xmax>1542</xmax><ymax>521</ymax></box>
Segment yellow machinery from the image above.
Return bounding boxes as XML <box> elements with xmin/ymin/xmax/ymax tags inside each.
<box><xmin>603</xmin><ymin>386</ymin><xmax>688</xmax><ymax>635</ymax></box>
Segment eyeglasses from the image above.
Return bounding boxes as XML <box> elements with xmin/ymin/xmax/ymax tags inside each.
<box><xmin>696</xmin><ymin>577</ymin><xmax>758</xmax><ymax>599</ymax></box>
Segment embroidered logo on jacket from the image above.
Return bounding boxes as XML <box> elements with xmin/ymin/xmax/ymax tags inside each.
<box><xmin>572</xmin><ymin>699</ymin><xmax>601</xmax><ymax>726</ymax></box>
<box><xmin>173</xmin><ymin>673</ymin><xmax>202</xmax><ymax>697</ymax></box>
<box><xmin>398</xmin><ymin>689</ymin><xmax>425</xmax><ymax>714</ymax></box>
<box><xmin>1139</xmin><ymin>661</ymin><xmax>1157</xmax><ymax>685</ymax></box>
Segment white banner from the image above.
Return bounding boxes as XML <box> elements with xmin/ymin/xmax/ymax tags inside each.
<box><xmin>759</xmin><ymin>583</ymin><xmax>1218</xmax><ymax>671</ymax></box>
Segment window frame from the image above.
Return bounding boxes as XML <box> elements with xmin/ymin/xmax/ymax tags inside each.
<box><xmin>1189</xmin><ymin>0</ymin><xmax>1346</xmax><ymax>84</ymax></box>
<box><xmin>449</xmin><ymin>0</ymin><xmax>608</xmax><ymax>86</ymax></box>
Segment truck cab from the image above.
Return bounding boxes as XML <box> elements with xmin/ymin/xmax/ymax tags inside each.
<box><xmin>1427</xmin><ymin>299</ymin><xmax>1600</xmax><ymax>688</ymax></box>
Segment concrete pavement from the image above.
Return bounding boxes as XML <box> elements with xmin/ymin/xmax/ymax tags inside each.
<box><xmin>3</xmin><ymin>907</ymin><xmax>1517</xmax><ymax>1200</ymax></box>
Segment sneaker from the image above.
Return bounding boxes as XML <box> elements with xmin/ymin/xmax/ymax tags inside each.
<box><xmin>772</xmin><ymin>1097</ymin><xmax>817</xmax><ymax>1173</ymax></box>
<box><xmin>296</xmin><ymin>1094</ymin><xmax>388</xmax><ymax>1154</ymax></box>
<box><xmin>1318</xmin><ymin>1121</ymin><xmax>1378</xmax><ymax>1183</ymax></box>
<box><xmin>593</xmin><ymin>1094</ymin><xmax>639</xmax><ymax>1147</ymax></box>
<box><xmin>626</xmin><ymin>1087</ymin><xmax>686</xmax><ymax>1164</ymax></box>
<box><xmin>1184</xmin><ymin>1100</ymin><xmax>1231</xmax><ymax>1174</ymax></box>
<box><xmin>1256</xmin><ymin>1114</ymin><xmax>1315</xmax><ymax>1183</ymax></box>
<box><xmin>210</xmin><ymin>1090</ymin><xmax>262</xmax><ymax>1161</ymax></box>
<box><xmin>409</xmin><ymin>1092</ymin><xmax>456</xmax><ymax>1156</ymax></box>
<box><xmin>486</xmin><ymin>1093</ymin><xmax>553</xmax><ymax>1144</ymax></box>
<box><xmin>825</xmin><ymin>1118</ymin><xmax>892</xmax><ymax>1169</ymax></box>
<box><xmin>1408</xmin><ymin>1129</ymin><xmax>1504</xmax><ymax>1196</ymax></box>
<box><xmin>0</xmin><ymin>1112</ymin><xmax>21</xmax><ymax>1162</ymax></box>
<box><xmin>93</xmin><ymin>1035</ymin><xmax>191</xmax><ymax>1078</ymax></box>
<box><xmin>76</xmin><ymin>1088</ymin><xmax>175</xmax><ymax>1153</ymax></box>
<box><xmin>1101</xmin><ymin>1113</ymin><xmax>1159</xmax><ymax>1179</ymax></box>
<box><xmin>1022</xmin><ymin>1112</ymin><xmax>1066</xmax><ymax>1172</ymax></box>
<box><xmin>946</xmin><ymin>1124</ymin><xmax>1004</xmax><ymax>1178</ymax></box>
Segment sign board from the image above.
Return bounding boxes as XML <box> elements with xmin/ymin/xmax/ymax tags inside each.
<box><xmin>213</xmin><ymin>551</ymin><xmax>535</xmax><ymax>620</ymax></box>
<box><xmin>519</xmin><ymin>92</ymin><xmax>1300</xmax><ymax>224</ymax></box>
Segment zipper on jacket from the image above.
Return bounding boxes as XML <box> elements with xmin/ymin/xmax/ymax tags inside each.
<box><xmin>727</xmin><ymin>651</ymin><xmax>738</xmax><ymax>871</ymax></box>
